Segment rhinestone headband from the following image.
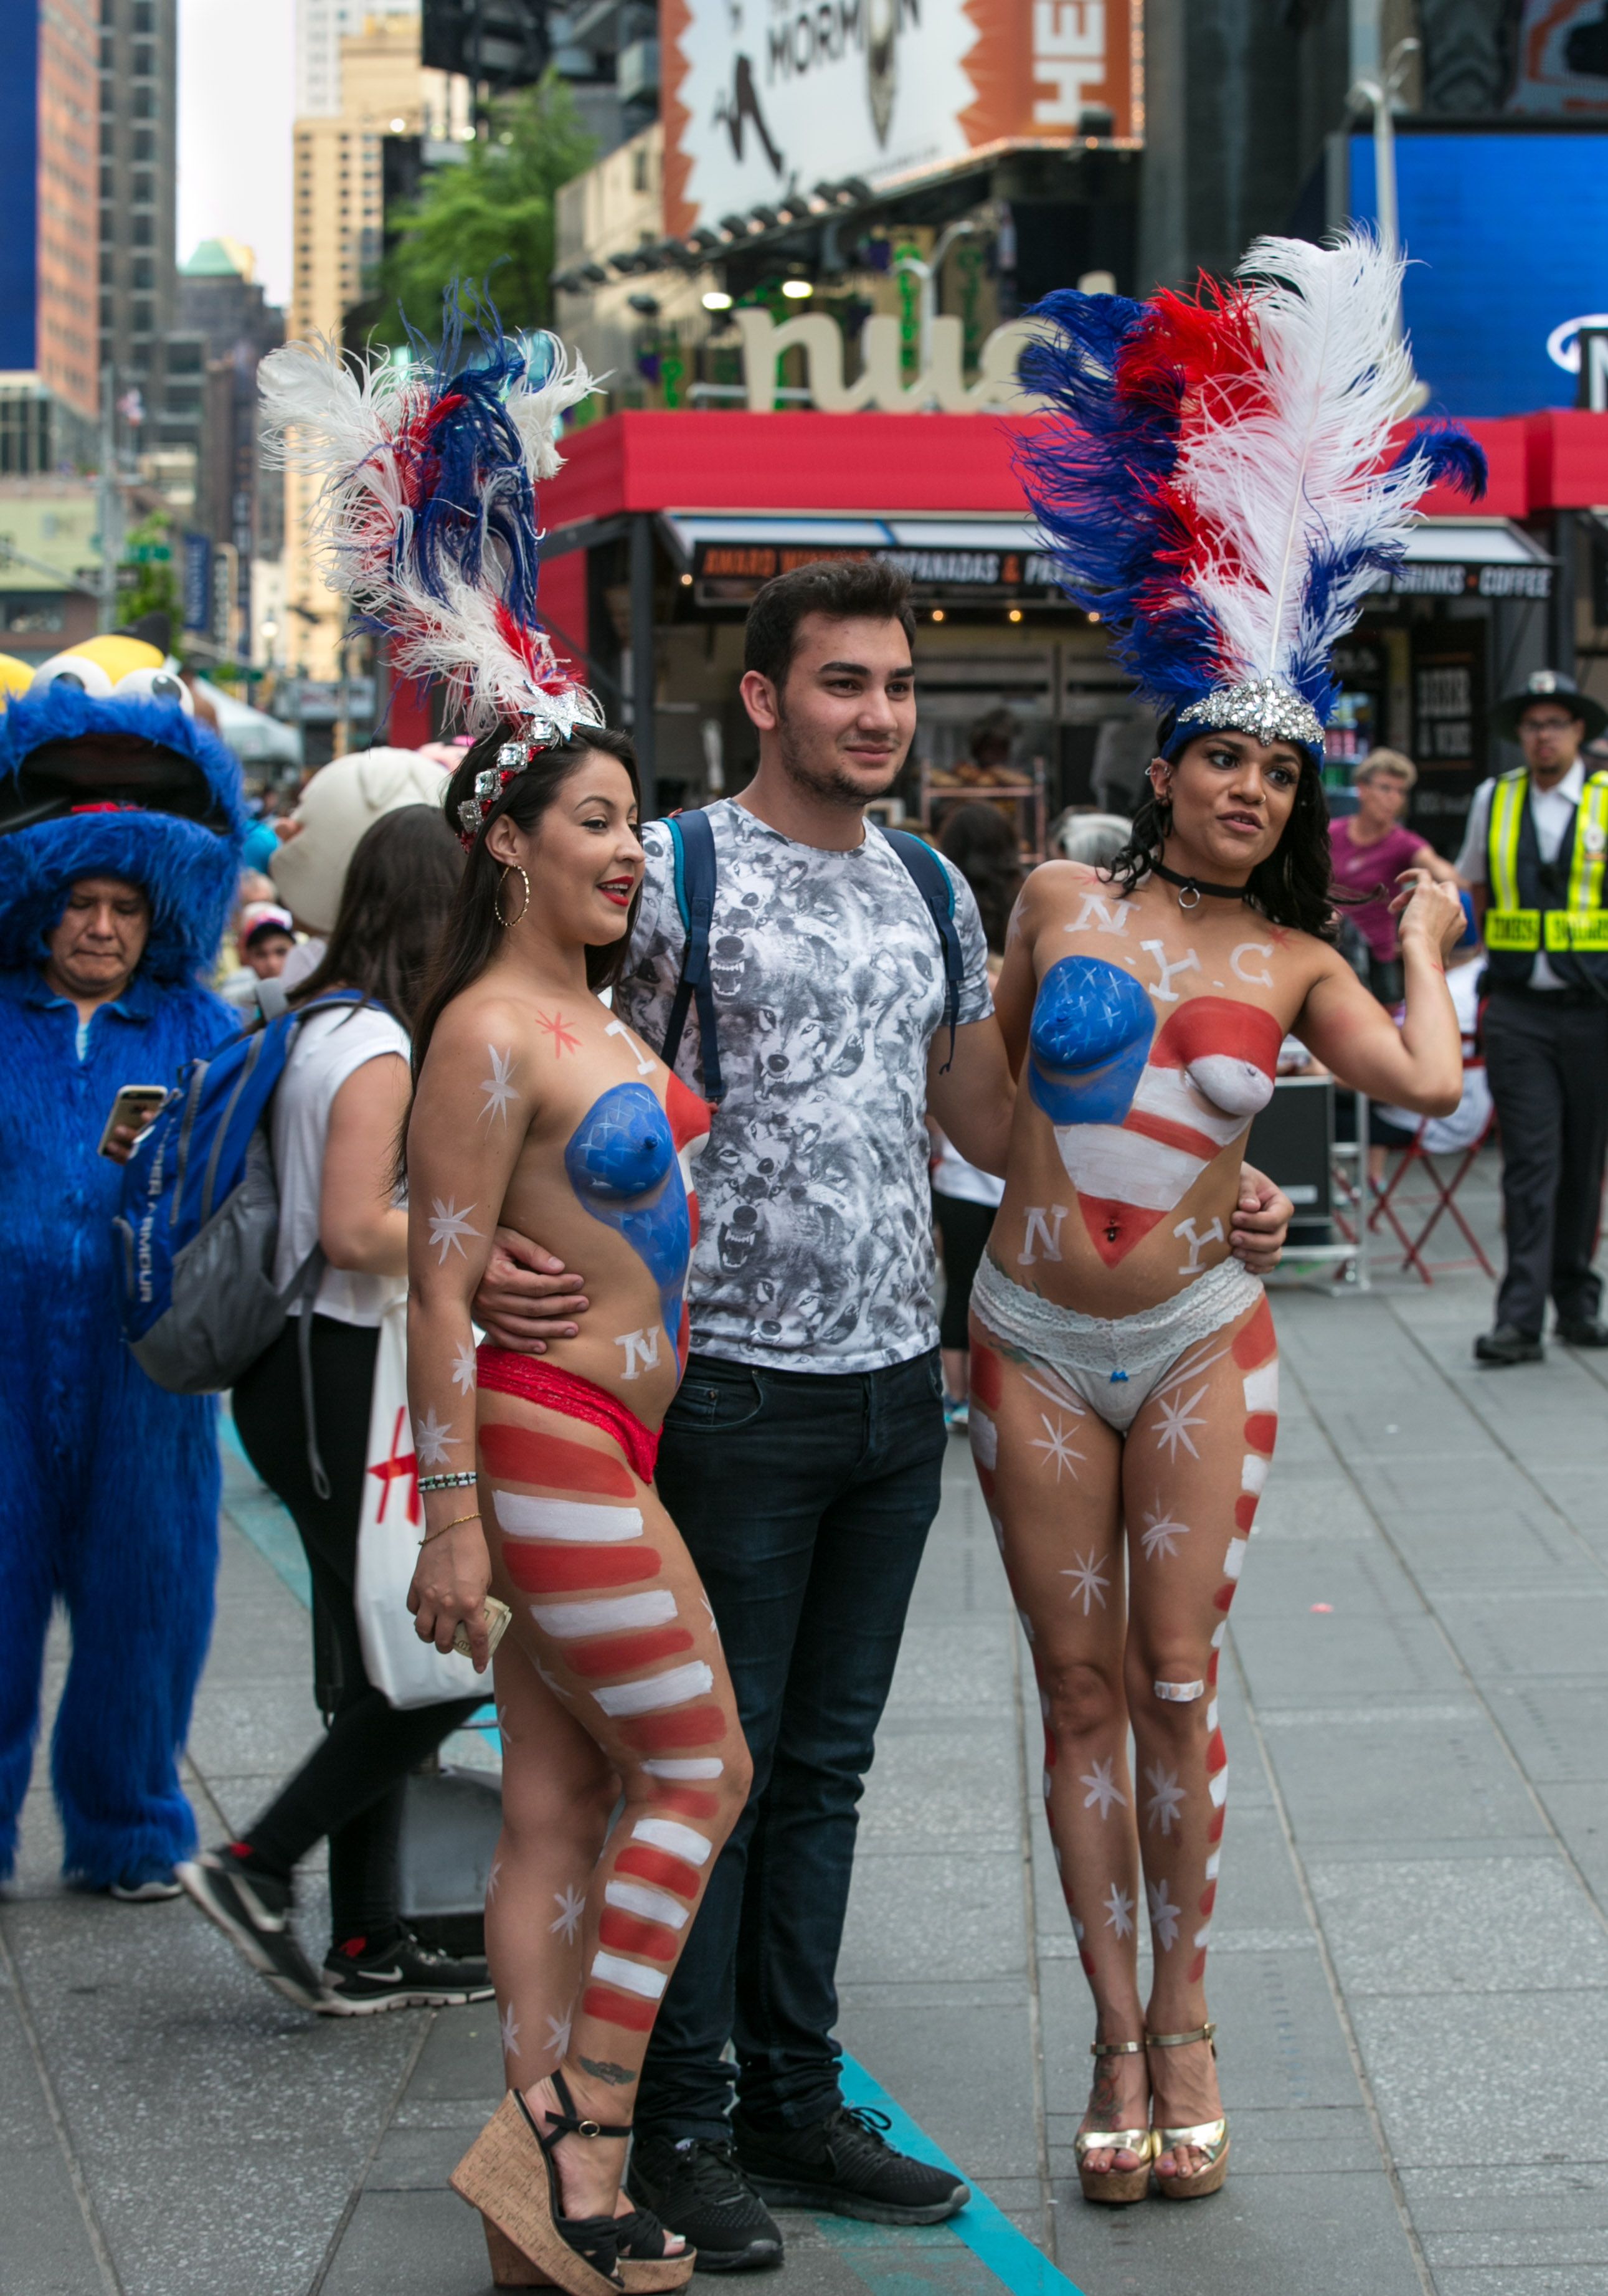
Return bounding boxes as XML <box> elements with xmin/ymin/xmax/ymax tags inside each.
<box><xmin>1176</xmin><ymin>678</ymin><xmax>1325</xmax><ymax>752</ymax></box>
<box><xmin>456</xmin><ymin>735</ymin><xmax>548</xmax><ymax>848</ymax></box>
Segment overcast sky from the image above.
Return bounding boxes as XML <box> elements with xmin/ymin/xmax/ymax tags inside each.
<box><xmin>177</xmin><ymin>0</ymin><xmax>296</xmax><ymax>306</ymax></box>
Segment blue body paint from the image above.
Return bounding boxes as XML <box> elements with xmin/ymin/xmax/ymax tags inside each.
<box><xmin>1026</xmin><ymin>956</ymin><xmax>1154</xmax><ymax>1127</ymax></box>
<box><xmin>564</xmin><ymin>1082</ymin><xmax>691</xmax><ymax>1369</ymax></box>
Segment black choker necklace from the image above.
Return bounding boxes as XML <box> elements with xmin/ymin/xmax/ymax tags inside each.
<box><xmin>1149</xmin><ymin>858</ymin><xmax>1251</xmax><ymax>910</ymax></box>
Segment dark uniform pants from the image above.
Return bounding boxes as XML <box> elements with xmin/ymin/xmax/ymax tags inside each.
<box><xmin>1483</xmin><ymin>990</ymin><xmax>1608</xmax><ymax>1337</ymax></box>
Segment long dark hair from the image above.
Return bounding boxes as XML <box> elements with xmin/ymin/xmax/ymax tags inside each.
<box><xmin>286</xmin><ymin>804</ymin><xmax>465</xmax><ymax>1029</ymax></box>
<box><xmin>1106</xmin><ymin>754</ymin><xmax>1338</xmax><ymax>942</ymax></box>
<box><xmin>939</xmin><ymin>802</ymin><xmax>1023</xmax><ymax>956</ymax></box>
<box><xmin>409</xmin><ymin>722</ymin><xmax>643</xmax><ymax>1087</ymax></box>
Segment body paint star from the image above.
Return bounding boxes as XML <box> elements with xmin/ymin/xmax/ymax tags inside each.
<box><xmin>1031</xmin><ymin>1412</ymin><xmax>1084</xmax><ymax>1480</ymax></box>
<box><xmin>545</xmin><ymin>2009</ymin><xmax>572</xmax><ymax>2059</ymax></box>
<box><xmin>1147</xmin><ymin>1879</ymin><xmax>1181</xmax><ymax>1951</ymax></box>
<box><xmin>500</xmin><ymin>2003</ymin><xmax>521</xmax><ymax>2058</ymax></box>
<box><xmin>1061</xmin><ymin>1551</ymin><xmax>1110</xmax><ymax>1615</ymax></box>
<box><xmin>1103</xmin><ymin>1882</ymin><xmax>1135</xmax><ymax>1938</ymax></box>
<box><xmin>1140</xmin><ymin>1502</ymin><xmax>1190</xmax><ymax>1563</ymax></box>
<box><xmin>535</xmin><ymin>1008</ymin><xmax>582</xmax><ymax>1058</ymax></box>
<box><xmin>481</xmin><ymin>1043</ymin><xmax>518</xmax><ymax>1123</ymax></box>
<box><xmin>413</xmin><ymin>1407</ymin><xmax>459</xmax><ymax>1469</ymax></box>
<box><xmin>486</xmin><ymin>1857</ymin><xmax>503</xmax><ymax>1902</ymax></box>
<box><xmin>1153</xmin><ymin>1385</ymin><xmax>1209</xmax><ymax>1462</ymax></box>
<box><xmin>1144</xmin><ymin>1762</ymin><xmax>1186</xmax><ymax>1836</ymax></box>
<box><xmin>452</xmin><ymin>1339</ymin><xmax>478</xmax><ymax>1396</ymax></box>
<box><xmin>1080</xmin><ymin>1757</ymin><xmax>1127</xmax><ymax>1818</ymax></box>
<box><xmin>428</xmin><ymin>1197</ymin><xmax>481</xmax><ymax>1264</ymax></box>
<box><xmin>549</xmin><ymin>1885</ymin><xmax>585</xmax><ymax>1943</ymax></box>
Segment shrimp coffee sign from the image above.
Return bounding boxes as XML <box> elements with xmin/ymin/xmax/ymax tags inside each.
<box><xmin>660</xmin><ymin>0</ymin><xmax>1142</xmax><ymax>240</ymax></box>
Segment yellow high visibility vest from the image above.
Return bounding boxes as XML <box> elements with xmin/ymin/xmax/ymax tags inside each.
<box><xmin>1486</xmin><ymin>767</ymin><xmax>1608</xmax><ymax>955</ymax></box>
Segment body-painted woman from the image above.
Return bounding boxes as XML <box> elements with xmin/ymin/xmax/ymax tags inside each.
<box><xmin>984</xmin><ymin>230</ymin><xmax>1483</xmax><ymax>2204</ymax></box>
<box><xmin>405</xmin><ymin>725</ymin><xmax>749</xmax><ymax>2293</ymax></box>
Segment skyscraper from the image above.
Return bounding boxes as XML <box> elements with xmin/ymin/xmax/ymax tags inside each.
<box><xmin>98</xmin><ymin>0</ymin><xmax>179</xmax><ymax>397</ymax></box>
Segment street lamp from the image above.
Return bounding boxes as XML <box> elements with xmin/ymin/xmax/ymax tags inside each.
<box><xmin>1348</xmin><ymin>37</ymin><xmax>1418</xmax><ymax>263</ymax></box>
<box><xmin>892</xmin><ymin>219</ymin><xmax>978</xmax><ymax>401</ymax></box>
<box><xmin>1347</xmin><ymin>39</ymin><xmax>1427</xmax><ymax>410</ymax></box>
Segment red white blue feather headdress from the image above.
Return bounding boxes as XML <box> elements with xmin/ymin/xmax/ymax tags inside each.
<box><xmin>258</xmin><ymin>307</ymin><xmax>602</xmax><ymax>840</ymax></box>
<box><xmin>1016</xmin><ymin>231</ymin><xmax>1487</xmax><ymax>759</ymax></box>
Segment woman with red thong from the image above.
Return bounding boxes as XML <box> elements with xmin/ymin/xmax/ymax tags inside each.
<box><xmin>982</xmin><ymin>232</ymin><xmax>1484</xmax><ymax>2207</ymax></box>
<box><xmin>267</xmin><ymin>313</ymin><xmax>743</xmax><ymax>2295</ymax></box>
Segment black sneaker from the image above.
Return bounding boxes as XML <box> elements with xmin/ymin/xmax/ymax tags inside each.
<box><xmin>318</xmin><ymin>1928</ymin><xmax>494</xmax><ymax>2015</ymax></box>
<box><xmin>175</xmin><ymin>1849</ymin><xmax>324</xmax><ymax>2008</ymax></box>
<box><xmin>627</xmin><ymin>2133</ymin><xmax>783</xmax><ymax>2273</ymax></box>
<box><xmin>107</xmin><ymin>1864</ymin><xmax>182</xmax><ymax>1902</ymax></box>
<box><xmin>734</xmin><ymin>2105</ymin><xmax>970</xmax><ymax>2227</ymax></box>
<box><xmin>1557</xmin><ymin>1317</ymin><xmax>1608</xmax><ymax>1347</ymax></box>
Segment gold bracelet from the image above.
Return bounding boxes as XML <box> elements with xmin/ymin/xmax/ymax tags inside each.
<box><xmin>419</xmin><ymin>1510</ymin><xmax>481</xmax><ymax>1547</ymax></box>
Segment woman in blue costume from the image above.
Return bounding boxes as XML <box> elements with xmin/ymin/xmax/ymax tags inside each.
<box><xmin>0</xmin><ymin>629</ymin><xmax>244</xmax><ymax>1897</ymax></box>
<box><xmin>971</xmin><ymin>234</ymin><xmax>1483</xmax><ymax>2205</ymax></box>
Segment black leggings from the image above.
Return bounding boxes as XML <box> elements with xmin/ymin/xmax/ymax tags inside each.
<box><xmin>933</xmin><ymin>1190</ymin><xmax>997</xmax><ymax>1354</ymax></box>
<box><xmin>230</xmin><ymin>1315</ymin><xmax>480</xmax><ymax>1948</ymax></box>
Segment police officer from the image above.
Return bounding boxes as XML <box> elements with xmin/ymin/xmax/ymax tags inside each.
<box><xmin>1457</xmin><ymin>670</ymin><xmax>1608</xmax><ymax>1363</ymax></box>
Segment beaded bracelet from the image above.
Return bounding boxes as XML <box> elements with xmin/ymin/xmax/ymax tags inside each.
<box><xmin>418</xmin><ymin>1469</ymin><xmax>478</xmax><ymax>1492</ymax></box>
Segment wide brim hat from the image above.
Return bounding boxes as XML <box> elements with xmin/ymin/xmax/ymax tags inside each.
<box><xmin>1491</xmin><ymin>670</ymin><xmax>1608</xmax><ymax>745</ymax></box>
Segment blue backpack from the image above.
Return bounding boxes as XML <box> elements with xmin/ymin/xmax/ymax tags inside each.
<box><xmin>115</xmin><ymin>992</ymin><xmax>366</xmax><ymax>1484</ymax></box>
<box><xmin>659</xmin><ymin>811</ymin><xmax>965</xmax><ymax>1101</ymax></box>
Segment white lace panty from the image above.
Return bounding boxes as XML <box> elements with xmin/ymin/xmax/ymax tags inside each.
<box><xmin>969</xmin><ymin>1251</ymin><xmax>1264</xmax><ymax>1433</ymax></box>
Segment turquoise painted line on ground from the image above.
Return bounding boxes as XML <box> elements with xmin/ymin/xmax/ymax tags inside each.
<box><xmin>215</xmin><ymin>1414</ymin><xmax>1081</xmax><ymax>2293</ymax></box>
<box><xmin>839</xmin><ymin>2056</ymin><xmax>1087</xmax><ymax>2296</ymax></box>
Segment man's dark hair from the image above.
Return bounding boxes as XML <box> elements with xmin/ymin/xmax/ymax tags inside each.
<box><xmin>744</xmin><ymin>558</ymin><xmax>916</xmax><ymax>691</ymax></box>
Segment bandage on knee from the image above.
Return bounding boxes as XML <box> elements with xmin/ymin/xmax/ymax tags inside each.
<box><xmin>1154</xmin><ymin>1678</ymin><xmax>1206</xmax><ymax>1703</ymax></box>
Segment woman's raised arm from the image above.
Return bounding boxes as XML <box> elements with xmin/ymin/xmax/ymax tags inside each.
<box><xmin>405</xmin><ymin>998</ymin><xmax>535</xmax><ymax>1668</ymax></box>
<box><xmin>1295</xmin><ymin>872</ymin><xmax>1466</xmax><ymax>1116</ymax></box>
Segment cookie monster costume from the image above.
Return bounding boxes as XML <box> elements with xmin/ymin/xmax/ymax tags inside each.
<box><xmin>0</xmin><ymin>630</ymin><xmax>246</xmax><ymax>1894</ymax></box>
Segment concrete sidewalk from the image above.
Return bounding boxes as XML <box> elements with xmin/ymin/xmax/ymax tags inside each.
<box><xmin>6</xmin><ymin>1250</ymin><xmax>1608</xmax><ymax>2295</ymax></box>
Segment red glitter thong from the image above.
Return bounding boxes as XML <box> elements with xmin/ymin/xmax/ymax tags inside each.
<box><xmin>476</xmin><ymin>1347</ymin><xmax>660</xmax><ymax>1484</ymax></box>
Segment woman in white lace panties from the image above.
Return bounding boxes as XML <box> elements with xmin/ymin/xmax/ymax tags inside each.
<box><xmin>970</xmin><ymin>724</ymin><xmax>1466</xmax><ymax>2208</ymax></box>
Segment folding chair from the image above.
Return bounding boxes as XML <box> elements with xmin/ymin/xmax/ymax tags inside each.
<box><xmin>1367</xmin><ymin>1020</ymin><xmax>1497</xmax><ymax>1282</ymax></box>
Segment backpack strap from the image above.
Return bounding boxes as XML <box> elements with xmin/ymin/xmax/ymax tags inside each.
<box><xmin>884</xmin><ymin>828</ymin><xmax>965</xmax><ymax>1073</ymax></box>
<box><xmin>254</xmin><ymin>975</ymin><xmax>291</xmax><ymax>1020</ymax></box>
<box><xmin>659</xmin><ymin>811</ymin><xmax>724</xmax><ymax>1103</ymax></box>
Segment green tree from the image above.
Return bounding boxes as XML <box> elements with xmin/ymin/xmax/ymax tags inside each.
<box><xmin>376</xmin><ymin>74</ymin><xmax>597</xmax><ymax>342</ymax></box>
<box><xmin>118</xmin><ymin>512</ymin><xmax>181</xmax><ymax>630</ymax></box>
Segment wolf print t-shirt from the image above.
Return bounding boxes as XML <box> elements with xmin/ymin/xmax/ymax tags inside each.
<box><xmin>615</xmin><ymin>800</ymin><xmax>993</xmax><ymax>1372</ymax></box>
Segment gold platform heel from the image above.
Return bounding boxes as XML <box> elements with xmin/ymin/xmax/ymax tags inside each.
<box><xmin>1074</xmin><ymin>2039</ymin><xmax>1157</xmax><ymax>2205</ymax></box>
<box><xmin>1147</xmin><ymin>2021</ymin><xmax>1229</xmax><ymax>2200</ymax></box>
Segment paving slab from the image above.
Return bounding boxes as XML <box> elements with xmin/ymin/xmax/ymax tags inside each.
<box><xmin>8</xmin><ymin>1241</ymin><xmax>1608</xmax><ymax>2295</ymax></box>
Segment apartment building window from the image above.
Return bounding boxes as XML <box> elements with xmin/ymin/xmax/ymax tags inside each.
<box><xmin>100</xmin><ymin>34</ymin><xmax>115</xmax><ymax>67</ymax></box>
<box><xmin>100</xmin><ymin>165</ymin><xmax>115</xmax><ymax>197</ymax></box>
<box><xmin>100</xmin><ymin>122</ymin><xmax>114</xmax><ymax>154</ymax></box>
<box><xmin>133</xmin><ymin>129</ymin><xmax>153</xmax><ymax>161</ymax></box>
<box><xmin>99</xmin><ymin>252</ymin><xmax>114</xmax><ymax>285</ymax></box>
<box><xmin>133</xmin><ymin>170</ymin><xmax>153</xmax><ymax>203</ymax></box>
<box><xmin>132</xmin><ymin>302</ymin><xmax>152</xmax><ymax>336</ymax></box>
<box><xmin>133</xmin><ymin>85</ymin><xmax>153</xmax><ymax>118</ymax></box>
<box><xmin>133</xmin><ymin>42</ymin><xmax>154</xmax><ymax>77</ymax></box>
<box><xmin>131</xmin><ymin>214</ymin><xmax>152</xmax><ymax>246</ymax></box>
<box><xmin>133</xmin><ymin>0</ymin><xmax>154</xmax><ymax>27</ymax></box>
<box><xmin>131</xmin><ymin>257</ymin><xmax>153</xmax><ymax>289</ymax></box>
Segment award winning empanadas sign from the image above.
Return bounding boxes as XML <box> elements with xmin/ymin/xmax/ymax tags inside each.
<box><xmin>660</xmin><ymin>0</ymin><xmax>1142</xmax><ymax>240</ymax></box>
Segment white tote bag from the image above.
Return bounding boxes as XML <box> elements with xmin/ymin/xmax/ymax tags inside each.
<box><xmin>354</xmin><ymin>1296</ymin><xmax>485</xmax><ymax>1708</ymax></box>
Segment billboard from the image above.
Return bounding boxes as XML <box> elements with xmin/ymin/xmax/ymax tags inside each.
<box><xmin>661</xmin><ymin>0</ymin><xmax>1141</xmax><ymax>240</ymax></box>
<box><xmin>1348</xmin><ymin>130</ymin><xmax>1608</xmax><ymax>416</ymax></box>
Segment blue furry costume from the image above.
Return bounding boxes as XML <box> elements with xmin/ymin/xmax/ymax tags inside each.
<box><xmin>0</xmin><ymin>674</ymin><xmax>245</xmax><ymax>1887</ymax></box>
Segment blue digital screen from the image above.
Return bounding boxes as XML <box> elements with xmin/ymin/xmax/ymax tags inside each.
<box><xmin>1349</xmin><ymin>130</ymin><xmax>1608</xmax><ymax>418</ymax></box>
<box><xmin>0</xmin><ymin>3</ymin><xmax>40</xmax><ymax>374</ymax></box>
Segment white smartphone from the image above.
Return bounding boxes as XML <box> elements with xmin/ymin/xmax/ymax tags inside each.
<box><xmin>98</xmin><ymin>1084</ymin><xmax>169</xmax><ymax>1158</ymax></box>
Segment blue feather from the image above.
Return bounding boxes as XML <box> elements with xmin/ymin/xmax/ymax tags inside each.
<box><xmin>392</xmin><ymin>288</ymin><xmax>554</xmax><ymax>643</ymax></box>
<box><xmin>1015</xmin><ymin>292</ymin><xmax>1226</xmax><ymax>711</ymax></box>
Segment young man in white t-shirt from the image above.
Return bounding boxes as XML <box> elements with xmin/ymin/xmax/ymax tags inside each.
<box><xmin>475</xmin><ymin>560</ymin><xmax>1291</xmax><ymax>2266</ymax></box>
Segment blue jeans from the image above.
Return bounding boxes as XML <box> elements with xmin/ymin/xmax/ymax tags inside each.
<box><xmin>638</xmin><ymin>1347</ymin><xmax>947</xmax><ymax>2140</ymax></box>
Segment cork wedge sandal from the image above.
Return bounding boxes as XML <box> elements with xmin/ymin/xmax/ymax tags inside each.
<box><xmin>483</xmin><ymin>2209</ymin><xmax>696</xmax><ymax>2292</ymax></box>
<box><xmin>1074</xmin><ymin>2039</ymin><xmax>1158</xmax><ymax>2205</ymax></box>
<box><xmin>1147</xmin><ymin>2021</ymin><xmax>1230</xmax><ymax>2201</ymax></box>
<box><xmin>450</xmin><ymin>2077</ymin><xmax>628</xmax><ymax>2295</ymax></box>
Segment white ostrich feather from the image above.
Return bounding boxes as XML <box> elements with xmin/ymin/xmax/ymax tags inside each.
<box><xmin>257</xmin><ymin>333</ymin><xmax>602</xmax><ymax>735</ymax></box>
<box><xmin>1171</xmin><ymin>231</ymin><xmax>1434</xmax><ymax>691</ymax></box>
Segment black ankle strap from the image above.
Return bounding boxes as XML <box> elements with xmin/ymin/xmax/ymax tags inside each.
<box><xmin>516</xmin><ymin>2074</ymin><xmax>632</xmax><ymax>2150</ymax></box>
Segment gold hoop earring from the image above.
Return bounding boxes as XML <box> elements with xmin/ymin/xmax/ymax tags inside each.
<box><xmin>493</xmin><ymin>864</ymin><xmax>531</xmax><ymax>929</ymax></box>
